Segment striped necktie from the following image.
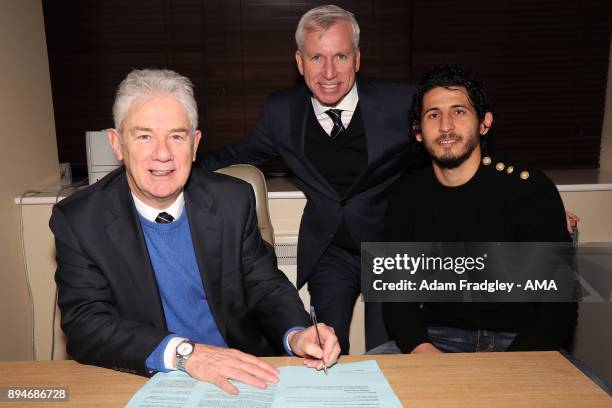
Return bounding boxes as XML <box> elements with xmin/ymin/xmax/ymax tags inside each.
<box><xmin>325</xmin><ymin>109</ymin><xmax>345</xmax><ymax>139</ymax></box>
<box><xmin>155</xmin><ymin>212</ymin><xmax>174</xmax><ymax>224</ymax></box>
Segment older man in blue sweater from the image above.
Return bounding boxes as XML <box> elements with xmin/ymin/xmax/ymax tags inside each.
<box><xmin>50</xmin><ymin>69</ymin><xmax>340</xmax><ymax>395</ymax></box>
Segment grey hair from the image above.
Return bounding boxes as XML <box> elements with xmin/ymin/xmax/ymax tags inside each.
<box><xmin>295</xmin><ymin>5</ymin><xmax>360</xmax><ymax>51</ymax></box>
<box><xmin>112</xmin><ymin>69</ymin><xmax>198</xmax><ymax>134</ymax></box>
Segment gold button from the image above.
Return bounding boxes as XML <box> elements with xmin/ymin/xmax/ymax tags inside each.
<box><xmin>495</xmin><ymin>162</ymin><xmax>505</xmax><ymax>171</ymax></box>
<box><xmin>482</xmin><ymin>156</ymin><xmax>492</xmax><ymax>165</ymax></box>
<box><xmin>520</xmin><ymin>171</ymin><xmax>530</xmax><ymax>180</ymax></box>
<box><xmin>506</xmin><ymin>166</ymin><xmax>514</xmax><ymax>174</ymax></box>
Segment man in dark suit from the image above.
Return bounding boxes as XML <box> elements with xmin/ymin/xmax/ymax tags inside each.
<box><xmin>200</xmin><ymin>5</ymin><xmax>416</xmax><ymax>353</ymax></box>
<box><xmin>50</xmin><ymin>69</ymin><xmax>340</xmax><ymax>395</ymax></box>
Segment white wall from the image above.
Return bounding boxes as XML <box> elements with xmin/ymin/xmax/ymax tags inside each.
<box><xmin>0</xmin><ymin>0</ymin><xmax>59</xmax><ymax>360</ymax></box>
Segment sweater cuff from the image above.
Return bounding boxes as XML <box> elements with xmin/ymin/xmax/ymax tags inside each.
<box><xmin>145</xmin><ymin>335</ymin><xmax>187</xmax><ymax>374</ymax></box>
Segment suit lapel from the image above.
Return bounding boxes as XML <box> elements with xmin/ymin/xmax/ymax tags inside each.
<box><xmin>104</xmin><ymin>174</ymin><xmax>166</xmax><ymax>330</ymax></box>
<box><xmin>358</xmin><ymin>79</ymin><xmax>386</xmax><ymax>166</ymax></box>
<box><xmin>340</xmin><ymin>79</ymin><xmax>386</xmax><ymax>198</ymax></box>
<box><xmin>183</xmin><ymin>172</ymin><xmax>227</xmax><ymax>339</ymax></box>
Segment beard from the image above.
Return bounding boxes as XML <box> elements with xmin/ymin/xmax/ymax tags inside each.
<box><xmin>422</xmin><ymin>131</ymin><xmax>480</xmax><ymax>169</ymax></box>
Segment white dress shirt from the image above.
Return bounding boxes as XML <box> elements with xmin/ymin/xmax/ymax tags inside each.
<box><xmin>132</xmin><ymin>192</ymin><xmax>185</xmax><ymax>222</ymax></box>
<box><xmin>311</xmin><ymin>82</ymin><xmax>359</xmax><ymax>136</ymax></box>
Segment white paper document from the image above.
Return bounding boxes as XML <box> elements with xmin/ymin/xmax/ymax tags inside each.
<box><xmin>126</xmin><ymin>360</ymin><xmax>403</xmax><ymax>408</ymax></box>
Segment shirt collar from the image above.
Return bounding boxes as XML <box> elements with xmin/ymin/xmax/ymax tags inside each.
<box><xmin>132</xmin><ymin>192</ymin><xmax>185</xmax><ymax>223</ymax></box>
<box><xmin>311</xmin><ymin>81</ymin><xmax>359</xmax><ymax>116</ymax></box>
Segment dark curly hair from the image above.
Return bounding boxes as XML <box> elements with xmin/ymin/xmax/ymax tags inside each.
<box><xmin>410</xmin><ymin>65</ymin><xmax>493</xmax><ymax>149</ymax></box>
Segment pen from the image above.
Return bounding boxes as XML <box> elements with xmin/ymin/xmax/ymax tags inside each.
<box><xmin>309</xmin><ymin>306</ymin><xmax>328</xmax><ymax>375</ymax></box>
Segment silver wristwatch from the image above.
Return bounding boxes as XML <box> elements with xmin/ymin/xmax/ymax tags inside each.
<box><xmin>175</xmin><ymin>340</ymin><xmax>195</xmax><ymax>372</ymax></box>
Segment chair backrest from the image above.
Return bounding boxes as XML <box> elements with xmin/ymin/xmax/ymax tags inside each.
<box><xmin>214</xmin><ymin>164</ymin><xmax>275</xmax><ymax>246</ymax></box>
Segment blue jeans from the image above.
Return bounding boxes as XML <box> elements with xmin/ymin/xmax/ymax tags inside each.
<box><xmin>366</xmin><ymin>326</ymin><xmax>610</xmax><ymax>396</ymax></box>
<box><xmin>365</xmin><ymin>326</ymin><xmax>516</xmax><ymax>354</ymax></box>
<box><xmin>427</xmin><ymin>326</ymin><xmax>516</xmax><ymax>352</ymax></box>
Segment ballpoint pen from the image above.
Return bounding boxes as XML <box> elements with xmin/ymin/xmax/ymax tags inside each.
<box><xmin>309</xmin><ymin>306</ymin><xmax>328</xmax><ymax>375</ymax></box>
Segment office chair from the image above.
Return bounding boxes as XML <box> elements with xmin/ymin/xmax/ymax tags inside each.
<box><xmin>215</xmin><ymin>164</ymin><xmax>275</xmax><ymax>246</ymax></box>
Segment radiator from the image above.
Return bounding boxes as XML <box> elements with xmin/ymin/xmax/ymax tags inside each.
<box><xmin>274</xmin><ymin>235</ymin><xmax>298</xmax><ymax>266</ymax></box>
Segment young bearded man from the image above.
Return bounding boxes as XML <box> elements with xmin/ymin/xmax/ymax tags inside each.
<box><xmin>382</xmin><ymin>65</ymin><xmax>576</xmax><ymax>353</ymax></box>
<box><xmin>378</xmin><ymin>65</ymin><xmax>612</xmax><ymax>394</ymax></box>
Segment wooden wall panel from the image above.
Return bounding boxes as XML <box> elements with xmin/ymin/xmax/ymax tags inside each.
<box><xmin>411</xmin><ymin>0</ymin><xmax>610</xmax><ymax>168</ymax></box>
<box><xmin>43</xmin><ymin>0</ymin><xmax>610</xmax><ymax>176</ymax></box>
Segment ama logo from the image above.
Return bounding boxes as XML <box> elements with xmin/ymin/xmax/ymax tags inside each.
<box><xmin>524</xmin><ymin>280</ymin><xmax>558</xmax><ymax>291</ymax></box>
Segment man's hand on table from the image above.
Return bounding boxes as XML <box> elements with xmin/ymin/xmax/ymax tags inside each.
<box><xmin>183</xmin><ymin>344</ymin><xmax>279</xmax><ymax>395</ymax></box>
<box><xmin>179</xmin><ymin>324</ymin><xmax>340</xmax><ymax>395</ymax></box>
<box><xmin>411</xmin><ymin>342</ymin><xmax>443</xmax><ymax>354</ymax></box>
<box><xmin>288</xmin><ymin>323</ymin><xmax>341</xmax><ymax>370</ymax></box>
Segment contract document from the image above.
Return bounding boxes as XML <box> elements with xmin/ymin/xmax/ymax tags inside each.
<box><xmin>126</xmin><ymin>360</ymin><xmax>403</xmax><ymax>408</ymax></box>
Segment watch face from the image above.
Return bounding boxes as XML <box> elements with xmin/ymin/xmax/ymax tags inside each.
<box><xmin>177</xmin><ymin>341</ymin><xmax>194</xmax><ymax>357</ymax></box>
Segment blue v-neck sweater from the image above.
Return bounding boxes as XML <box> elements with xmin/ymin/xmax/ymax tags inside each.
<box><xmin>140</xmin><ymin>212</ymin><xmax>226</xmax><ymax>371</ymax></box>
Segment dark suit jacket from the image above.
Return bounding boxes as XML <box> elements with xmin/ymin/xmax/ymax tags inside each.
<box><xmin>50</xmin><ymin>166</ymin><xmax>310</xmax><ymax>376</ymax></box>
<box><xmin>201</xmin><ymin>78</ymin><xmax>416</xmax><ymax>285</ymax></box>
